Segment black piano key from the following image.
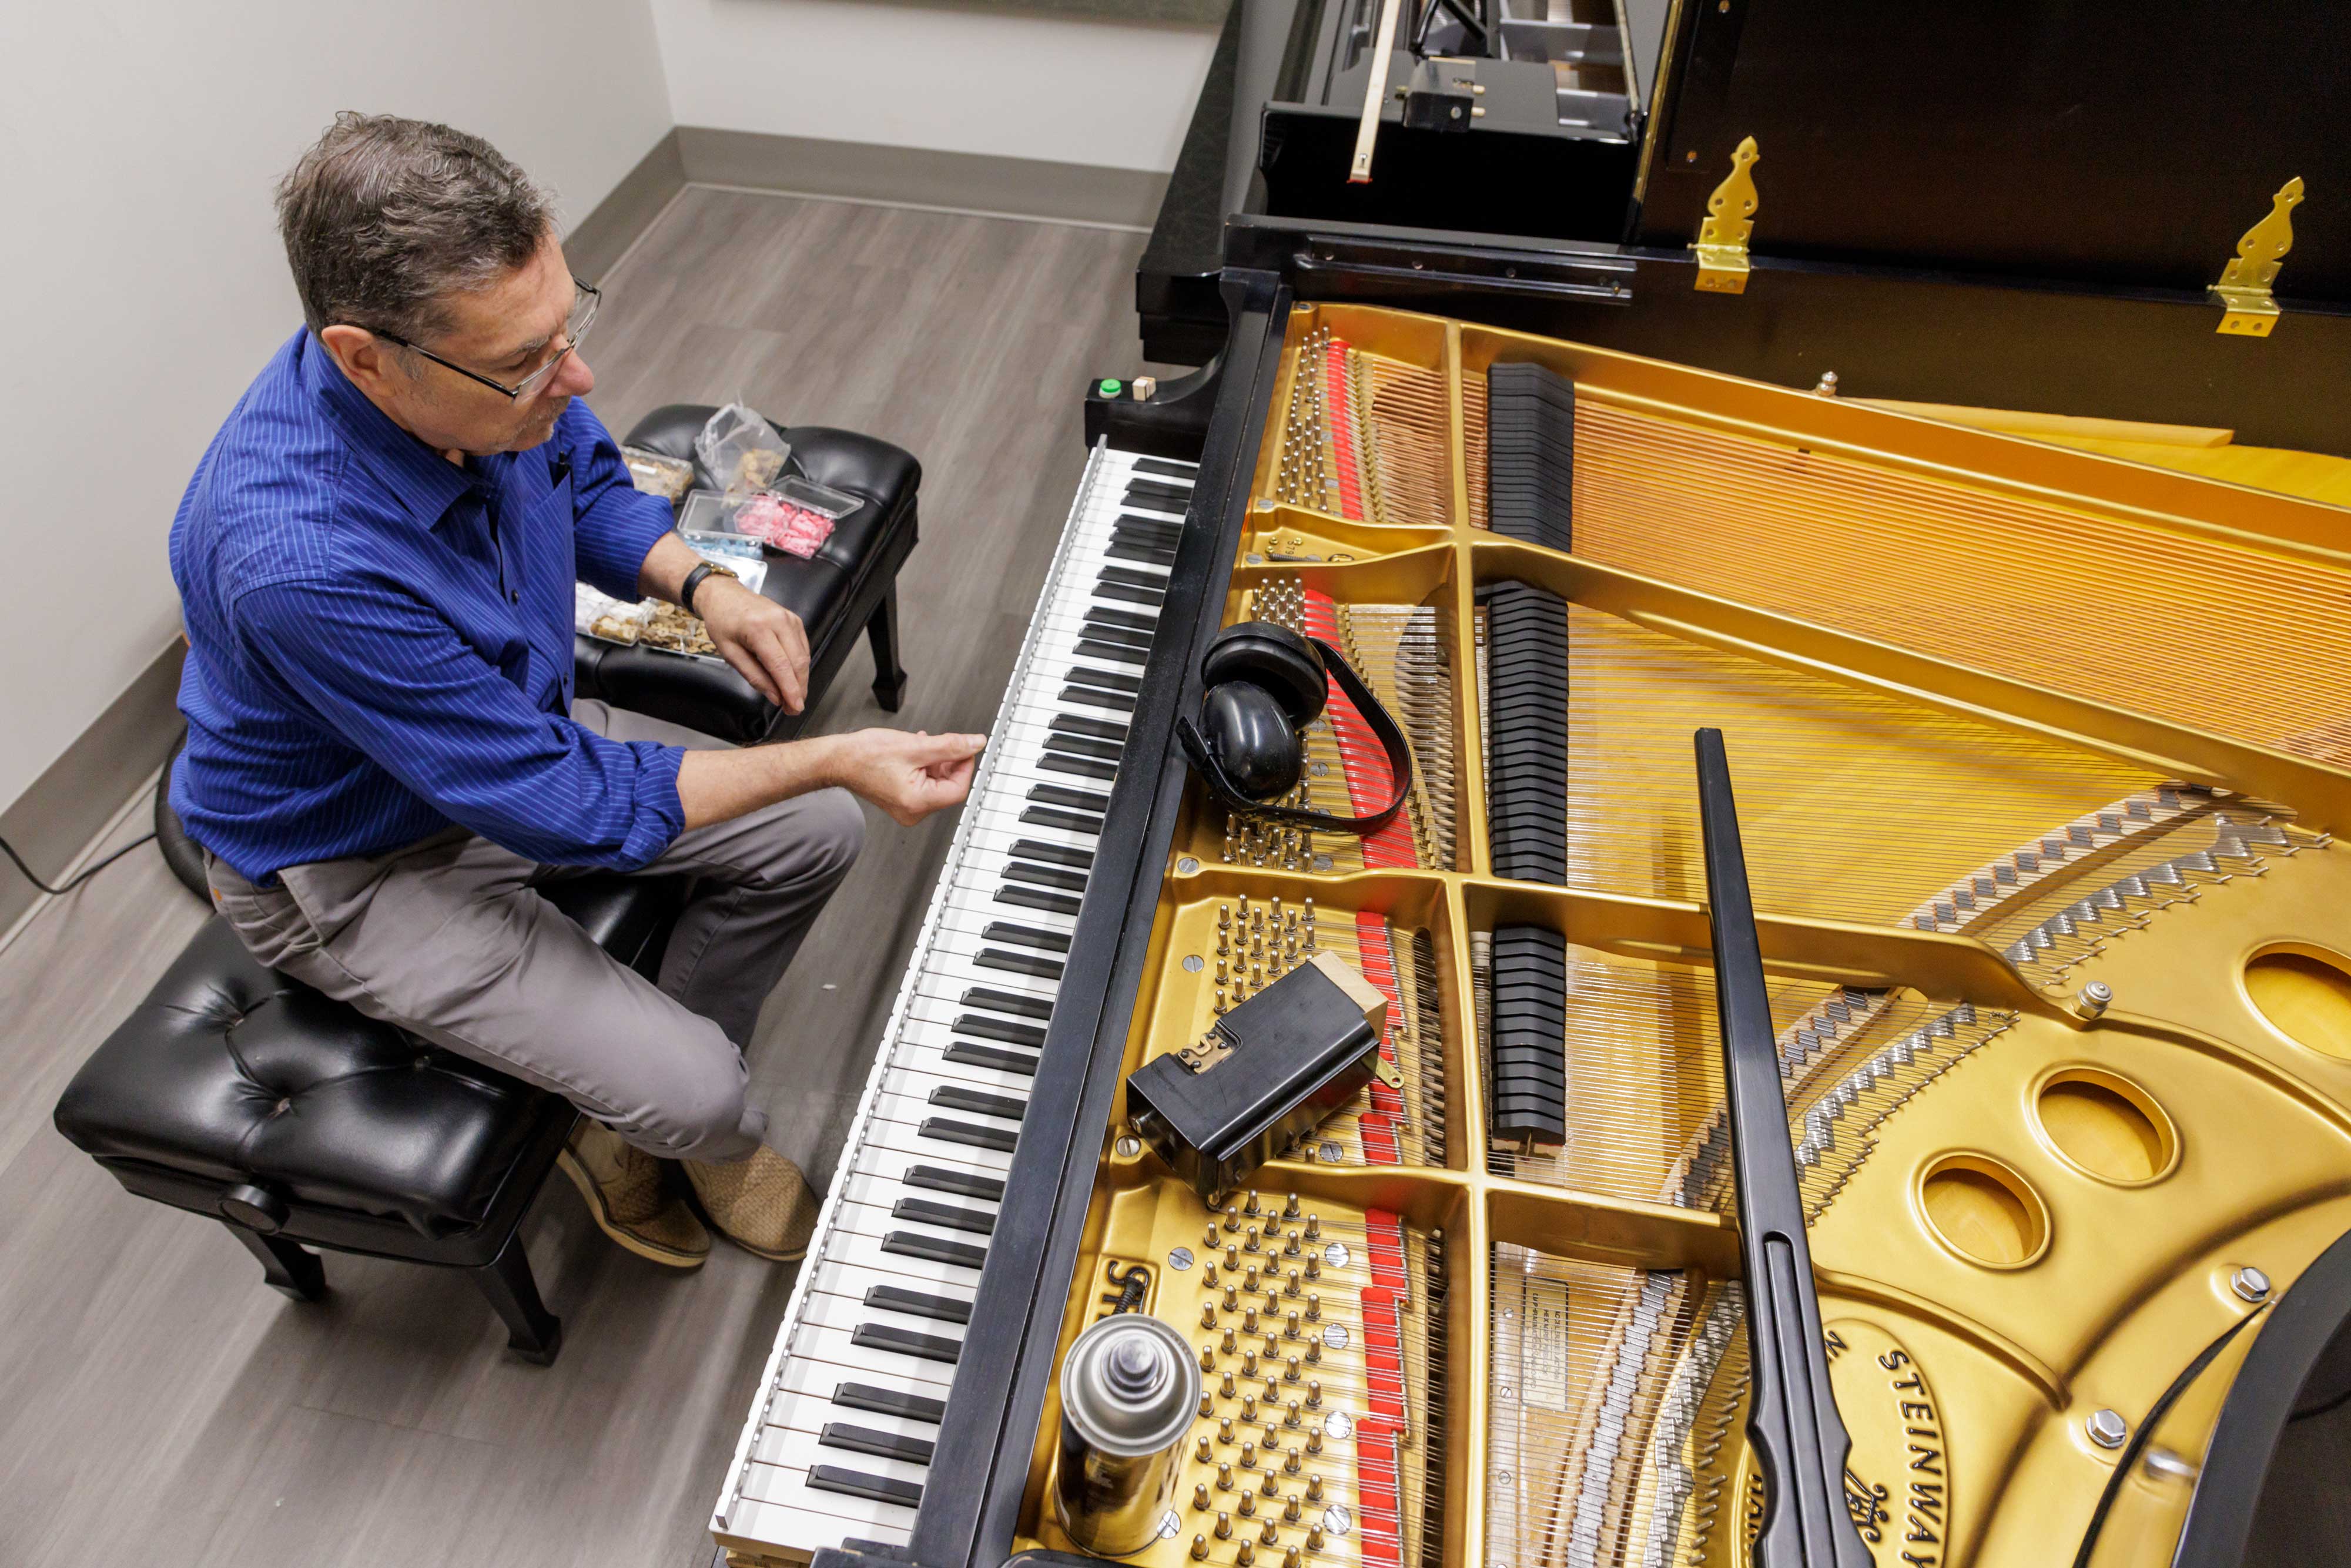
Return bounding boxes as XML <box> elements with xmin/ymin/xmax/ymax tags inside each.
<box><xmin>973</xmin><ymin>948</ymin><xmax>1064</xmax><ymax>980</ymax></box>
<box><xmin>1043</xmin><ymin>729</ymin><xmax>1125</xmax><ymax>759</ymax></box>
<box><xmin>1067</xmin><ymin>664</ymin><xmax>1144</xmax><ymax>695</ymax></box>
<box><xmin>1059</xmin><ymin>683</ymin><xmax>1137</xmax><ymax>712</ymax></box>
<box><xmin>1093</xmin><ymin>582</ymin><xmax>1164</xmax><ymax>608</ymax></box>
<box><xmin>1123</xmin><ymin>478</ymin><xmax>1192</xmax><ymax>508</ymax></box>
<box><xmin>1040</xmin><ymin>752</ymin><xmax>1120</xmax><ymax>780</ymax></box>
<box><xmin>1083</xmin><ymin>606</ymin><xmax>1157</xmax><ymax>634</ymax></box>
<box><xmin>945</xmin><ymin>1038</ymin><xmax>1041</xmax><ymax>1076</ymax></box>
<box><xmin>893</xmin><ymin>1196</ymin><xmax>997</xmax><ymax>1235</ymax></box>
<box><xmin>930</xmin><ymin>1084</ymin><xmax>1029</xmax><ymax>1121</ymax></box>
<box><xmin>864</xmin><ymin>1285</ymin><xmax>973</xmax><ymax>1326</ymax></box>
<box><xmin>822</xmin><ymin>1422</ymin><xmax>939</xmax><ymax>1466</ymax></box>
<box><xmin>1003</xmin><ymin>860</ymin><xmax>1089</xmax><ymax>893</ymax></box>
<box><xmin>1052</xmin><ymin>714</ymin><xmax>1128</xmax><ymax>742</ymax></box>
<box><xmin>953</xmin><ymin>1013</ymin><xmax>1048</xmax><ymax>1047</ymax></box>
<box><xmin>905</xmin><ymin>1164</ymin><xmax>1007</xmax><ymax>1203</ymax></box>
<box><xmin>1013</xmin><ymin>839</ymin><xmax>1094</xmax><ymax>870</ymax></box>
<box><xmin>962</xmin><ymin>984</ymin><xmax>1055</xmax><ymax>1018</ymax></box>
<box><xmin>834</xmin><ymin>1382</ymin><xmax>948</xmax><ymax>1425</ymax></box>
<box><xmin>1022</xmin><ymin>806</ymin><xmax>1105</xmax><ymax>835</ymax></box>
<box><xmin>1105</xmin><ymin>540</ymin><xmax>1178</xmax><ymax>566</ymax></box>
<box><xmin>808</xmin><ymin>1466</ymin><xmax>925</xmax><ymax>1510</ymax></box>
<box><xmin>1031</xmin><ymin>783</ymin><xmax>1111</xmax><ymax>813</ymax></box>
<box><xmin>1074</xmin><ymin>639</ymin><xmax>1148</xmax><ymax>666</ymax></box>
<box><xmin>1113</xmin><ymin>510</ymin><xmax>1183</xmax><ymax>538</ymax></box>
<box><xmin>998</xmin><ymin>883</ymin><xmax>1083</xmax><ymax>917</ymax></box>
<box><xmin>1130</xmin><ymin>456</ymin><xmax>1197</xmax><ymax>478</ymax></box>
<box><xmin>1096</xmin><ymin>565</ymin><xmax>1167</xmax><ymax>591</ymax></box>
<box><xmin>919</xmin><ymin>1118</ymin><xmax>1020</xmax><ymax>1155</ymax></box>
<box><xmin>983</xmin><ymin>920</ymin><xmax>1072</xmax><ymax>953</ymax></box>
<box><xmin>1077</xmin><ymin>622</ymin><xmax>1154</xmax><ymax>654</ymax></box>
<box><xmin>885</xmin><ymin>1226</ymin><xmax>992</xmax><ymax>1267</ymax></box>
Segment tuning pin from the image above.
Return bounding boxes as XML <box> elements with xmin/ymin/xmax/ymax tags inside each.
<box><xmin>1281</xmin><ymin>1192</ymin><xmax>1301</xmax><ymax>1221</ymax></box>
<box><xmin>1219</xmin><ymin>1417</ymin><xmax>1235</xmax><ymax>1443</ymax></box>
<box><xmin>1284</xmin><ymin>1312</ymin><xmax>1301</xmax><ymax>1340</ymax></box>
<box><xmin>1235</xmin><ymin>1542</ymin><xmax>1256</xmax><ymax>1568</ymax></box>
<box><xmin>1238</xmin><ymin>1490</ymin><xmax>1256</xmax><ymax>1518</ymax></box>
<box><xmin>1201</xmin><ymin>1301</ymin><xmax>1218</xmax><ymax>1329</ymax></box>
<box><xmin>1283</xmin><ymin>1232</ymin><xmax>1301</xmax><ymax>1258</ymax></box>
<box><xmin>1285</xmin><ymin>1355</ymin><xmax>1301</xmax><ymax>1383</ymax></box>
<box><xmin>1308</xmin><ymin>1475</ymin><xmax>1325</xmax><ymax>1502</ymax></box>
<box><xmin>1193</xmin><ymin>1482</ymin><xmax>1211</xmax><ymax>1512</ymax></box>
<box><xmin>1199</xmin><ymin>1393</ymin><xmax>1213</xmax><ymax>1418</ymax></box>
<box><xmin>1225</xmin><ymin>1247</ymin><xmax>1241</xmax><ymax>1272</ymax></box>
<box><xmin>1244</xmin><ymin>1308</ymin><xmax>1260</xmax><ymax>1334</ymax></box>
<box><xmin>1221</xmin><ymin>1372</ymin><xmax>1237</xmax><ymax>1399</ymax></box>
<box><xmin>1307</xmin><ymin>1379</ymin><xmax>1322</xmax><ymax>1408</ymax></box>
<box><xmin>1304</xmin><ymin>1257</ymin><xmax>1321</xmax><ymax>1282</ymax></box>
<box><xmin>1244</xmin><ymin>1227</ymin><xmax>1261</xmax><ymax>1255</ymax></box>
<box><xmin>1308</xmin><ymin>1526</ymin><xmax>1327</xmax><ymax>1552</ymax></box>
<box><xmin>1241</xmin><ymin>1395</ymin><xmax>1257</xmax><ymax>1422</ymax></box>
<box><xmin>1261</xmin><ymin>1519</ymin><xmax>1281</xmax><ymax>1546</ymax></box>
<box><xmin>1244</xmin><ymin>1265</ymin><xmax>1261</xmax><ymax>1291</ymax></box>
<box><xmin>1306</xmin><ymin>1292</ymin><xmax>1321</xmax><ymax>1319</ymax></box>
<box><xmin>1243</xmin><ymin>1351</ymin><xmax>1258</xmax><ymax>1377</ymax></box>
<box><xmin>1305</xmin><ymin>1341</ymin><xmax>1322</xmax><ymax>1365</ymax></box>
<box><xmin>1285</xmin><ymin>1401</ymin><xmax>1302</xmax><ymax>1428</ymax></box>
<box><xmin>1261</xmin><ymin>1468</ymin><xmax>1281</xmax><ymax>1497</ymax></box>
<box><xmin>1197</xmin><ymin>1434</ymin><xmax>1214</xmax><ymax>1462</ymax></box>
<box><xmin>1204</xmin><ymin>1262</ymin><xmax>1220</xmax><ymax>1288</ymax></box>
<box><xmin>1200</xmin><ymin>1343</ymin><xmax>1215</xmax><ymax>1371</ymax></box>
<box><xmin>1284</xmin><ymin>1548</ymin><xmax>1302</xmax><ymax>1568</ymax></box>
<box><xmin>1221</xmin><ymin>1329</ymin><xmax>1237</xmax><ymax>1355</ymax></box>
<box><xmin>1223</xmin><ymin>1207</ymin><xmax>1241</xmax><ymax>1234</ymax></box>
<box><xmin>1265</xmin><ymin>1380</ymin><xmax>1281</xmax><ymax>1404</ymax></box>
<box><xmin>1244</xmin><ymin>1190</ymin><xmax>1261</xmax><ymax>1215</ymax></box>
<box><xmin>1285</xmin><ymin>1269</ymin><xmax>1301</xmax><ymax>1298</ymax></box>
<box><xmin>1304</xmin><ymin>1214</ymin><xmax>1321</xmax><ymax>1241</ymax></box>
<box><xmin>1216</xmin><ymin>1510</ymin><xmax>1234</xmax><ymax>1539</ymax></box>
<box><xmin>1223</xmin><ymin>1285</ymin><xmax>1240</xmax><ymax>1312</ymax></box>
<box><xmin>1307</xmin><ymin>1430</ymin><xmax>1324</xmax><ymax>1455</ymax></box>
<box><xmin>1191</xmin><ymin>1535</ymin><xmax>1210</xmax><ymax>1562</ymax></box>
<box><xmin>1284</xmin><ymin>1445</ymin><xmax>1303</xmax><ymax>1475</ymax></box>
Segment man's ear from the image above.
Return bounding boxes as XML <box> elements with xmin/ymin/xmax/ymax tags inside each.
<box><xmin>318</xmin><ymin>324</ymin><xmax>396</xmax><ymax>396</ymax></box>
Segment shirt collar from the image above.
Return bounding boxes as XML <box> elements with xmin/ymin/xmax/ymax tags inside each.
<box><xmin>300</xmin><ymin>330</ymin><xmax>496</xmax><ymax>528</ymax></box>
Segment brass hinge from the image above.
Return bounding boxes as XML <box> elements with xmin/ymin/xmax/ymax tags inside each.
<box><xmin>2212</xmin><ymin>176</ymin><xmax>2303</xmax><ymax>337</ymax></box>
<box><xmin>1691</xmin><ymin>135</ymin><xmax>1760</xmax><ymax>294</ymax></box>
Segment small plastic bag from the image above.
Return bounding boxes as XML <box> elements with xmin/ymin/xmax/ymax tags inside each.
<box><xmin>694</xmin><ymin>401</ymin><xmax>790</xmax><ymax>496</ymax></box>
<box><xmin>621</xmin><ymin>445</ymin><xmax>694</xmax><ymax>503</ymax></box>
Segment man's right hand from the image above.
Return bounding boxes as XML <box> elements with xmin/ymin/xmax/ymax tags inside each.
<box><xmin>830</xmin><ymin>729</ymin><xmax>986</xmax><ymax>825</ymax></box>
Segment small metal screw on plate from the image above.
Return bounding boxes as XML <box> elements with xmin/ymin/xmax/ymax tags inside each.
<box><xmin>2233</xmin><ymin>1265</ymin><xmax>2273</xmax><ymax>1303</ymax></box>
<box><xmin>1185</xmin><ymin>954</ymin><xmax>1205</xmax><ymax>973</ymax></box>
<box><xmin>2077</xmin><ymin>980</ymin><xmax>2113</xmax><ymax>1018</ymax></box>
<box><xmin>1319</xmin><ymin>1140</ymin><xmax>1344</xmax><ymax>1162</ymax></box>
<box><xmin>2086</xmin><ymin>1409</ymin><xmax>2129</xmax><ymax>1450</ymax></box>
<box><xmin>2144</xmin><ymin>1446</ymin><xmax>2199</xmax><ymax>1482</ymax></box>
<box><xmin>1247</xmin><ymin>554</ymin><xmax>1265</xmax><ymax>565</ymax></box>
<box><xmin>1115</xmin><ymin>1134</ymin><xmax>1143</xmax><ymax>1158</ymax></box>
<box><xmin>1178</xmin><ymin>857</ymin><xmax>1201</xmax><ymax>875</ymax></box>
<box><xmin>1168</xmin><ymin>1247</ymin><xmax>1195</xmax><ymax>1271</ymax></box>
<box><xmin>1159</xmin><ymin>1509</ymin><xmax>1183</xmax><ymax>1540</ymax></box>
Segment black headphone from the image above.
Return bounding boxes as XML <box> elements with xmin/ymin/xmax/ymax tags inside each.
<box><xmin>1174</xmin><ymin>621</ymin><xmax>1414</xmax><ymax>837</ymax></box>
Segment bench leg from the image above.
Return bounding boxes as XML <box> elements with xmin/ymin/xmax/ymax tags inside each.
<box><xmin>470</xmin><ymin>1227</ymin><xmax>562</xmax><ymax>1365</ymax></box>
<box><xmin>227</xmin><ymin>1222</ymin><xmax>326</xmax><ymax>1302</ymax></box>
<box><xmin>866</xmin><ymin>581</ymin><xmax>909</xmax><ymax>712</ymax></box>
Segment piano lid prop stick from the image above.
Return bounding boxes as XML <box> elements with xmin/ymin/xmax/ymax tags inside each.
<box><xmin>1694</xmin><ymin>728</ymin><xmax>1873</xmax><ymax>1568</ymax></box>
<box><xmin>1350</xmin><ymin>0</ymin><xmax>1408</xmax><ymax>183</ymax></box>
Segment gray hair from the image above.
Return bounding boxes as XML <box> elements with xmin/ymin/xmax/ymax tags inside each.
<box><xmin>276</xmin><ymin>112</ymin><xmax>555</xmax><ymax>346</ymax></box>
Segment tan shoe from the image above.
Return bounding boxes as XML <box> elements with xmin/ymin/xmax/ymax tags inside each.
<box><xmin>684</xmin><ymin>1145</ymin><xmax>820</xmax><ymax>1262</ymax></box>
<box><xmin>557</xmin><ymin>1121</ymin><xmax>711</xmax><ymax>1269</ymax></box>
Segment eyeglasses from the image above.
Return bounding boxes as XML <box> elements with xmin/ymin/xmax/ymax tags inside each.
<box><xmin>373</xmin><ymin>278</ymin><xmax>601</xmax><ymax>402</ymax></box>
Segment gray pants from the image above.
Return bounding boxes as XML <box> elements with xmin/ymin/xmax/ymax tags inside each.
<box><xmin>206</xmin><ymin>701</ymin><xmax>865</xmax><ymax>1162</ymax></box>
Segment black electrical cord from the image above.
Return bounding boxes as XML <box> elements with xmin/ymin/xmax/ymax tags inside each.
<box><xmin>0</xmin><ymin>830</ymin><xmax>159</xmax><ymax>897</ymax></box>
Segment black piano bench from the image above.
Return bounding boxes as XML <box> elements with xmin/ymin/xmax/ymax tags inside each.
<box><xmin>52</xmin><ymin>874</ymin><xmax>687</xmax><ymax>1366</ymax></box>
<box><xmin>574</xmin><ymin>404</ymin><xmax>922</xmax><ymax>744</ymax></box>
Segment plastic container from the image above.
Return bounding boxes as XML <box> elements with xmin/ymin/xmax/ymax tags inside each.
<box><xmin>621</xmin><ymin>445</ymin><xmax>694</xmax><ymax>503</ymax></box>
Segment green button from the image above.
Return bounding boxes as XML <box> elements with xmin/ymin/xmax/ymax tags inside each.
<box><xmin>1098</xmin><ymin>379</ymin><xmax>1122</xmax><ymax>397</ymax></box>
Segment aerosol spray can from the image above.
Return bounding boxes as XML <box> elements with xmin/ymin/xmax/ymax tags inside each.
<box><xmin>1054</xmin><ymin>1312</ymin><xmax>1201</xmax><ymax>1555</ymax></box>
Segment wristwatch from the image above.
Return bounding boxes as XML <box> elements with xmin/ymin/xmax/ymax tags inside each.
<box><xmin>679</xmin><ymin>561</ymin><xmax>737</xmax><ymax>616</ymax></box>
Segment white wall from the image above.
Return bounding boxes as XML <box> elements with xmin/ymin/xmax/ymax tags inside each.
<box><xmin>0</xmin><ymin>1</ymin><xmax>672</xmax><ymax>815</ymax></box>
<box><xmin>648</xmin><ymin>0</ymin><xmax>1221</xmax><ymax>173</ymax></box>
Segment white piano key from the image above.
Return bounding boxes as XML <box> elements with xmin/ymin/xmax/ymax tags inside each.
<box><xmin>720</xmin><ymin>1480</ymin><xmax>913</xmax><ymax>1552</ymax></box>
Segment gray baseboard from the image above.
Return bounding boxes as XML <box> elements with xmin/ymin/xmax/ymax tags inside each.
<box><xmin>0</xmin><ymin>638</ymin><xmax>186</xmax><ymax>934</ymax></box>
<box><xmin>566</xmin><ymin>129</ymin><xmax>688</xmax><ymax>278</ymax></box>
<box><xmin>675</xmin><ymin>127</ymin><xmax>1171</xmax><ymax>230</ymax></box>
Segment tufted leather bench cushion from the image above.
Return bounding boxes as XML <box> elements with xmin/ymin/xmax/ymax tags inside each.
<box><xmin>572</xmin><ymin>404</ymin><xmax>920</xmax><ymax>744</ymax></box>
<box><xmin>54</xmin><ymin>875</ymin><xmax>684</xmax><ymax>1248</ymax></box>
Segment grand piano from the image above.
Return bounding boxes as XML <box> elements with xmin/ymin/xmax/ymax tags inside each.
<box><xmin>701</xmin><ymin>14</ymin><xmax>2351</xmax><ymax>1568</ymax></box>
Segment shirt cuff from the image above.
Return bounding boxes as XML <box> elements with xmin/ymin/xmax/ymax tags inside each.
<box><xmin>576</xmin><ymin>488</ymin><xmax>678</xmax><ymax>604</ymax></box>
<box><xmin>613</xmin><ymin>741</ymin><xmax>688</xmax><ymax>869</ymax></box>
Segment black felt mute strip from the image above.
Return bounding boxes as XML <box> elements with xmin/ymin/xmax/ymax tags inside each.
<box><xmin>1486</xmin><ymin>363</ymin><xmax>1575</xmax><ymax>552</ymax></box>
<box><xmin>1483</xmin><ymin>579</ymin><xmax>1570</xmax><ymax>886</ymax></box>
<box><xmin>1489</xmin><ymin>923</ymin><xmax>1567</xmax><ymax>1147</ymax></box>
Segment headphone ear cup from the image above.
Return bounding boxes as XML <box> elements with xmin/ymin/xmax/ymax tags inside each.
<box><xmin>1200</xmin><ymin>621</ymin><xmax>1327</xmax><ymax>726</ymax></box>
<box><xmin>1200</xmin><ymin>680</ymin><xmax>1303</xmax><ymax>800</ymax></box>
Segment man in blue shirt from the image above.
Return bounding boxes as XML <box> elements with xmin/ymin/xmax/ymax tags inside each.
<box><xmin>172</xmin><ymin>114</ymin><xmax>982</xmax><ymax>1268</ymax></box>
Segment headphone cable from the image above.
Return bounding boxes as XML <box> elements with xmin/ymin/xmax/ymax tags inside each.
<box><xmin>0</xmin><ymin>830</ymin><xmax>159</xmax><ymax>897</ymax></box>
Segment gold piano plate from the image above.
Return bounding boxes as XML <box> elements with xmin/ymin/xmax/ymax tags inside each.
<box><xmin>1032</xmin><ymin>302</ymin><xmax>2351</xmax><ymax>1567</ymax></box>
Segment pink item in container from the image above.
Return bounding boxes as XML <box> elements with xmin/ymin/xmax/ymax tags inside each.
<box><xmin>734</xmin><ymin>492</ymin><xmax>838</xmax><ymax>558</ymax></box>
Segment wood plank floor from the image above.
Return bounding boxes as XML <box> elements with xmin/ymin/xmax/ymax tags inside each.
<box><xmin>0</xmin><ymin>187</ymin><xmax>1158</xmax><ymax>1568</ymax></box>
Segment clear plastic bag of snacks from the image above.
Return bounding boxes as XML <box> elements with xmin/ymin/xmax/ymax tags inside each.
<box><xmin>621</xmin><ymin>445</ymin><xmax>694</xmax><ymax>503</ymax></box>
<box><xmin>694</xmin><ymin>402</ymin><xmax>790</xmax><ymax>496</ymax></box>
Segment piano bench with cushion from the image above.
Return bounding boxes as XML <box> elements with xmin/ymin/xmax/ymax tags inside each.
<box><xmin>51</xmin><ymin>873</ymin><xmax>689</xmax><ymax>1366</ymax></box>
<box><xmin>574</xmin><ymin>404</ymin><xmax>922</xmax><ymax>745</ymax></box>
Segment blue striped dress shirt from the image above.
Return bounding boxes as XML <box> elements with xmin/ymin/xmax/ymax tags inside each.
<box><xmin>170</xmin><ymin>329</ymin><xmax>685</xmax><ymax>883</ymax></box>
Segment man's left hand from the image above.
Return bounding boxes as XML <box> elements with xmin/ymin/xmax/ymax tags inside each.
<box><xmin>699</xmin><ymin>577</ymin><xmax>811</xmax><ymax>713</ymax></box>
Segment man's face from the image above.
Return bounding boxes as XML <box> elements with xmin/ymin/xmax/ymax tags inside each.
<box><xmin>326</xmin><ymin>232</ymin><xmax>595</xmax><ymax>458</ymax></box>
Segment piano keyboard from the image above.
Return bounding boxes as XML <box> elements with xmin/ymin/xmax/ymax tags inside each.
<box><xmin>710</xmin><ymin>441</ymin><xmax>1199</xmax><ymax>1566</ymax></box>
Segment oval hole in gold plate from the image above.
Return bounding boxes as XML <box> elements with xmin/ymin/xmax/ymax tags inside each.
<box><xmin>2245</xmin><ymin>946</ymin><xmax>2351</xmax><ymax>1061</ymax></box>
<box><xmin>1920</xmin><ymin>1155</ymin><xmax>2048</xmax><ymax>1268</ymax></box>
<box><xmin>2034</xmin><ymin>1070</ymin><xmax>2176</xmax><ymax>1185</ymax></box>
